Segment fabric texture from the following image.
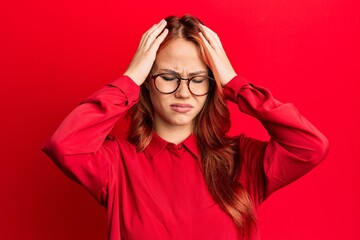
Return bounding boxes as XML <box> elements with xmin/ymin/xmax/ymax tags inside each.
<box><xmin>42</xmin><ymin>75</ymin><xmax>330</xmax><ymax>240</ymax></box>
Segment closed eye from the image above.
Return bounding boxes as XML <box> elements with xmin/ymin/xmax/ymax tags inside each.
<box><xmin>191</xmin><ymin>76</ymin><xmax>208</xmax><ymax>83</ymax></box>
<box><xmin>159</xmin><ymin>74</ymin><xmax>179</xmax><ymax>81</ymax></box>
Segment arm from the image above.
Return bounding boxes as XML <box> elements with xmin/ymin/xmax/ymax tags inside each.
<box><xmin>223</xmin><ymin>75</ymin><xmax>330</xmax><ymax>203</ymax></box>
<box><xmin>41</xmin><ymin>76</ymin><xmax>139</xmax><ymax>205</ymax></box>
<box><xmin>198</xmin><ymin>24</ymin><xmax>329</xmax><ymax>204</ymax></box>
<box><xmin>41</xmin><ymin>19</ymin><xmax>168</xmax><ymax>206</ymax></box>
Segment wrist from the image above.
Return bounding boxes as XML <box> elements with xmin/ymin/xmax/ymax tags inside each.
<box><xmin>123</xmin><ymin>71</ymin><xmax>143</xmax><ymax>86</ymax></box>
<box><xmin>221</xmin><ymin>72</ymin><xmax>238</xmax><ymax>87</ymax></box>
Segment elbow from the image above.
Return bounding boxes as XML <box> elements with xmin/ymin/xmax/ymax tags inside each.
<box><xmin>310</xmin><ymin>134</ymin><xmax>330</xmax><ymax>165</ymax></box>
<box><xmin>41</xmin><ymin>136</ymin><xmax>65</xmax><ymax>163</ymax></box>
<box><xmin>41</xmin><ymin>137</ymin><xmax>81</xmax><ymax>183</ymax></box>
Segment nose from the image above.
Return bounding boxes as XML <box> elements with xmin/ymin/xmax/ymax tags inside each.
<box><xmin>175</xmin><ymin>80</ymin><xmax>191</xmax><ymax>98</ymax></box>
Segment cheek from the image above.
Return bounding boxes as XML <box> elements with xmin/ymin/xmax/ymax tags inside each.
<box><xmin>197</xmin><ymin>97</ymin><xmax>208</xmax><ymax>110</ymax></box>
<box><xmin>149</xmin><ymin>89</ymin><xmax>167</xmax><ymax>113</ymax></box>
<box><xmin>194</xmin><ymin>97</ymin><xmax>209</xmax><ymax>118</ymax></box>
<box><xmin>148</xmin><ymin>83</ymin><xmax>159</xmax><ymax>103</ymax></box>
<box><xmin>149</xmin><ymin>93</ymin><xmax>160</xmax><ymax>110</ymax></box>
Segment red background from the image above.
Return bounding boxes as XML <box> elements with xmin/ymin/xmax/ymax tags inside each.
<box><xmin>1</xmin><ymin>0</ymin><xmax>359</xmax><ymax>239</ymax></box>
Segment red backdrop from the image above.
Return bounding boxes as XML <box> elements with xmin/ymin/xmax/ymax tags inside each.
<box><xmin>1</xmin><ymin>0</ymin><xmax>359</xmax><ymax>239</ymax></box>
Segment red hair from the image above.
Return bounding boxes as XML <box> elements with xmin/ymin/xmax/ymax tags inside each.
<box><xmin>127</xmin><ymin>14</ymin><xmax>256</xmax><ymax>237</ymax></box>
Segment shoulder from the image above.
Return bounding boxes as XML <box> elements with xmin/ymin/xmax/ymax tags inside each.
<box><xmin>105</xmin><ymin>133</ymin><xmax>134</xmax><ymax>146</ymax></box>
<box><xmin>105</xmin><ymin>134</ymin><xmax>138</xmax><ymax>157</ymax></box>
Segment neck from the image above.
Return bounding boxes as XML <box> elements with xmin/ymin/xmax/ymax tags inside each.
<box><xmin>154</xmin><ymin>118</ymin><xmax>193</xmax><ymax>144</ymax></box>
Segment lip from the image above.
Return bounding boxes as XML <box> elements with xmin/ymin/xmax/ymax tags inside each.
<box><xmin>170</xmin><ymin>103</ymin><xmax>194</xmax><ymax>113</ymax></box>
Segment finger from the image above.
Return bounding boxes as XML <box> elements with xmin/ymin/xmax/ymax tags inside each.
<box><xmin>199</xmin><ymin>32</ymin><xmax>216</xmax><ymax>67</ymax></box>
<box><xmin>199</xmin><ymin>32</ymin><xmax>215</xmax><ymax>53</ymax></box>
<box><xmin>202</xmin><ymin>26</ymin><xmax>222</xmax><ymax>51</ymax></box>
<box><xmin>200</xmin><ymin>24</ymin><xmax>224</xmax><ymax>51</ymax></box>
<box><xmin>143</xmin><ymin>20</ymin><xmax>167</xmax><ymax>50</ymax></box>
<box><xmin>200</xmin><ymin>24</ymin><xmax>219</xmax><ymax>39</ymax></box>
<box><xmin>149</xmin><ymin>28</ymin><xmax>169</xmax><ymax>53</ymax></box>
<box><xmin>139</xmin><ymin>19</ymin><xmax>165</xmax><ymax>48</ymax></box>
<box><xmin>139</xmin><ymin>21</ymin><xmax>161</xmax><ymax>46</ymax></box>
<box><xmin>148</xmin><ymin>19</ymin><xmax>166</xmax><ymax>35</ymax></box>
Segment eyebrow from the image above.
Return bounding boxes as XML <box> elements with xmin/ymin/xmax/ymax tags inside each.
<box><xmin>160</xmin><ymin>68</ymin><xmax>208</xmax><ymax>76</ymax></box>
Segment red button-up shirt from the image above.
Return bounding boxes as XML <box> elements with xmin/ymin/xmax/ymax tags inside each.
<box><xmin>42</xmin><ymin>75</ymin><xmax>330</xmax><ymax>240</ymax></box>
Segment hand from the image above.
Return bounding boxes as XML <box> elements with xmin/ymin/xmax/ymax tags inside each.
<box><xmin>199</xmin><ymin>24</ymin><xmax>237</xmax><ymax>86</ymax></box>
<box><xmin>123</xmin><ymin>19</ymin><xmax>169</xmax><ymax>86</ymax></box>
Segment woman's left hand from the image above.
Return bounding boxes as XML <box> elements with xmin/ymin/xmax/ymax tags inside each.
<box><xmin>199</xmin><ymin>24</ymin><xmax>237</xmax><ymax>86</ymax></box>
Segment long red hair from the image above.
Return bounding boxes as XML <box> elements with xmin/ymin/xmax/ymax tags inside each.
<box><xmin>127</xmin><ymin>14</ymin><xmax>256</xmax><ymax>237</ymax></box>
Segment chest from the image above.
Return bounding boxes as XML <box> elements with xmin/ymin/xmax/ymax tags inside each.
<box><xmin>116</xmin><ymin>149</ymin><xmax>240</xmax><ymax>239</ymax></box>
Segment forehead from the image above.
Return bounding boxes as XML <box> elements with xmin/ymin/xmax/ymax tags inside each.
<box><xmin>154</xmin><ymin>38</ymin><xmax>207</xmax><ymax>72</ymax></box>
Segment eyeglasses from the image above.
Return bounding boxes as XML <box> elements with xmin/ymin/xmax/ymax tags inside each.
<box><xmin>150</xmin><ymin>72</ymin><xmax>215</xmax><ymax>96</ymax></box>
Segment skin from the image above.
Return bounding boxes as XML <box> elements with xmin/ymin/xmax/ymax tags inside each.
<box><xmin>148</xmin><ymin>39</ymin><xmax>208</xmax><ymax>143</ymax></box>
<box><xmin>124</xmin><ymin>18</ymin><xmax>238</xmax><ymax>143</ymax></box>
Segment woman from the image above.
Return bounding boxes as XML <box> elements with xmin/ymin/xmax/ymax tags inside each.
<box><xmin>42</xmin><ymin>15</ymin><xmax>330</xmax><ymax>240</ymax></box>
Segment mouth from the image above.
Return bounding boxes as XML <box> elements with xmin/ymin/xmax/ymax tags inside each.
<box><xmin>170</xmin><ymin>103</ymin><xmax>194</xmax><ymax>113</ymax></box>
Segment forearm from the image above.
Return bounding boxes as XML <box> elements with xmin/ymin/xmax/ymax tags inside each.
<box><xmin>224</xmin><ymin>75</ymin><xmax>330</xmax><ymax>197</ymax></box>
<box><xmin>42</xmin><ymin>75</ymin><xmax>139</xmax><ymax>165</ymax></box>
<box><xmin>41</xmin><ymin>75</ymin><xmax>139</xmax><ymax>204</ymax></box>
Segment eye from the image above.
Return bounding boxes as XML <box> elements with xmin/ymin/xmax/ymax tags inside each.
<box><xmin>191</xmin><ymin>76</ymin><xmax>208</xmax><ymax>83</ymax></box>
<box><xmin>160</xmin><ymin>74</ymin><xmax>178</xmax><ymax>81</ymax></box>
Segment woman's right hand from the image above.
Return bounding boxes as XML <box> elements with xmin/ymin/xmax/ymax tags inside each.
<box><xmin>123</xmin><ymin>19</ymin><xmax>169</xmax><ymax>86</ymax></box>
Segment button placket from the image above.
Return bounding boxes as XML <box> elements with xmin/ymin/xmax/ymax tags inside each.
<box><xmin>166</xmin><ymin>143</ymin><xmax>186</xmax><ymax>156</ymax></box>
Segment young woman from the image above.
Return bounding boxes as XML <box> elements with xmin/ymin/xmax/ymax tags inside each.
<box><xmin>42</xmin><ymin>15</ymin><xmax>330</xmax><ymax>240</ymax></box>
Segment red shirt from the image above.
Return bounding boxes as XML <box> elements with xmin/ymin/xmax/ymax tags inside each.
<box><xmin>41</xmin><ymin>75</ymin><xmax>330</xmax><ymax>240</ymax></box>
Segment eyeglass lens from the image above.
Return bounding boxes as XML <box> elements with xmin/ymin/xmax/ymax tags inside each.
<box><xmin>154</xmin><ymin>73</ymin><xmax>211</xmax><ymax>95</ymax></box>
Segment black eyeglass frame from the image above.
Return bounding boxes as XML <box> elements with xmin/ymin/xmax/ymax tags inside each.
<box><xmin>149</xmin><ymin>72</ymin><xmax>215</xmax><ymax>96</ymax></box>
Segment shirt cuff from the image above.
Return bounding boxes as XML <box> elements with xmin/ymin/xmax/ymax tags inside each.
<box><xmin>223</xmin><ymin>75</ymin><xmax>252</xmax><ymax>102</ymax></box>
<box><xmin>107</xmin><ymin>75</ymin><xmax>140</xmax><ymax>104</ymax></box>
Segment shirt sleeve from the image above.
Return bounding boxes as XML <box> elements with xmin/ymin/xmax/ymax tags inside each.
<box><xmin>223</xmin><ymin>75</ymin><xmax>330</xmax><ymax>205</ymax></box>
<box><xmin>41</xmin><ymin>75</ymin><xmax>139</xmax><ymax>206</ymax></box>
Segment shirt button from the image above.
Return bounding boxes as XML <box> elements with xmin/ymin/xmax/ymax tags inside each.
<box><xmin>178</xmin><ymin>145</ymin><xmax>182</xmax><ymax>149</ymax></box>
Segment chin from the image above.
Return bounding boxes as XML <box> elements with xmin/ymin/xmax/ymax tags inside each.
<box><xmin>168</xmin><ymin>117</ymin><xmax>194</xmax><ymax>127</ymax></box>
<box><xmin>171</xmin><ymin>120</ymin><xmax>193</xmax><ymax>127</ymax></box>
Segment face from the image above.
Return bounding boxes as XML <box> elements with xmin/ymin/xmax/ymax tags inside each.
<box><xmin>148</xmin><ymin>38</ymin><xmax>209</xmax><ymax>130</ymax></box>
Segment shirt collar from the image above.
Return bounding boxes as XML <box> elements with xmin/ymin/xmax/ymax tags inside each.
<box><xmin>145</xmin><ymin>131</ymin><xmax>200</xmax><ymax>160</ymax></box>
